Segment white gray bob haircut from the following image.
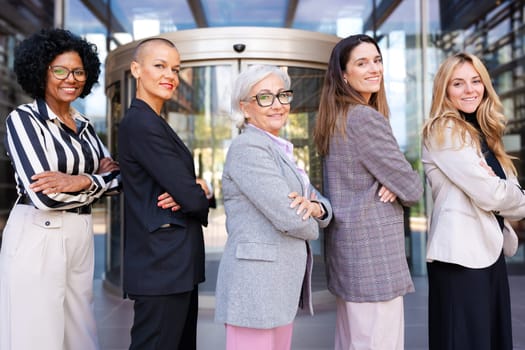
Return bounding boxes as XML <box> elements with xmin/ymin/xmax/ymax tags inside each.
<box><xmin>230</xmin><ymin>64</ymin><xmax>291</xmax><ymax>128</ymax></box>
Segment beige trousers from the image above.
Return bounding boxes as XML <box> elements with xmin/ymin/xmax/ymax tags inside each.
<box><xmin>335</xmin><ymin>296</ymin><xmax>404</xmax><ymax>350</ymax></box>
<box><xmin>0</xmin><ymin>204</ymin><xmax>99</xmax><ymax>350</ymax></box>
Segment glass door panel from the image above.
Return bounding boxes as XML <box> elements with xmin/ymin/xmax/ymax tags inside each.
<box><xmin>163</xmin><ymin>63</ymin><xmax>235</xmax><ymax>293</ymax></box>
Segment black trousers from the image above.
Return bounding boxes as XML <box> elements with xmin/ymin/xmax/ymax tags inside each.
<box><xmin>129</xmin><ymin>286</ymin><xmax>199</xmax><ymax>350</ymax></box>
<box><xmin>427</xmin><ymin>254</ymin><xmax>512</xmax><ymax>350</ymax></box>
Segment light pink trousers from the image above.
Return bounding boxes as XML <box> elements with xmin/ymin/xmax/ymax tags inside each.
<box><xmin>335</xmin><ymin>296</ymin><xmax>404</xmax><ymax>350</ymax></box>
<box><xmin>225</xmin><ymin>323</ymin><xmax>294</xmax><ymax>350</ymax></box>
<box><xmin>0</xmin><ymin>204</ymin><xmax>99</xmax><ymax>350</ymax></box>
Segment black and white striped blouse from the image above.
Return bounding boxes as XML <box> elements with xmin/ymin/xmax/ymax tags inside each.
<box><xmin>4</xmin><ymin>98</ymin><xmax>120</xmax><ymax>210</ymax></box>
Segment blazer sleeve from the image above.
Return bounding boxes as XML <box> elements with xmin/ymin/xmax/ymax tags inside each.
<box><xmin>498</xmin><ymin>175</ymin><xmax>525</xmax><ymax>220</ymax></box>
<box><xmin>426</xmin><ymin>126</ymin><xmax>525</xmax><ymax>218</ymax></box>
<box><xmin>309</xmin><ymin>186</ymin><xmax>333</xmax><ymax>228</ymax></box>
<box><xmin>225</xmin><ymin>136</ymin><xmax>319</xmax><ymax>241</ymax></box>
<box><xmin>348</xmin><ymin>106</ymin><xmax>423</xmax><ymax>207</ymax></box>
<box><xmin>125</xmin><ymin>114</ymin><xmax>209</xmax><ymax>225</ymax></box>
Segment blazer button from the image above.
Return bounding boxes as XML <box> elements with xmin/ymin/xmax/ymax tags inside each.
<box><xmin>45</xmin><ymin>221</ymin><xmax>51</xmax><ymax>226</ymax></box>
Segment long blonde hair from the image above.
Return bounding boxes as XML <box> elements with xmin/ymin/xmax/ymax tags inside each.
<box><xmin>314</xmin><ymin>34</ymin><xmax>390</xmax><ymax>156</ymax></box>
<box><xmin>422</xmin><ymin>52</ymin><xmax>516</xmax><ymax>175</ymax></box>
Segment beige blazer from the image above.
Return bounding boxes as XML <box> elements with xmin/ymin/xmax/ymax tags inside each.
<box><xmin>422</xmin><ymin>125</ymin><xmax>525</xmax><ymax>269</ymax></box>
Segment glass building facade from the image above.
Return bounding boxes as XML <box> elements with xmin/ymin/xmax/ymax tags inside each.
<box><xmin>1</xmin><ymin>0</ymin><xmax>525</xmax><ymax>293</ymax></box>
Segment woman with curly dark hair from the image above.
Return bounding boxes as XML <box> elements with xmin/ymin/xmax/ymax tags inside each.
<box><xmin>0</xmin><ymin>28</ymin><xmax>120</xmax><ymax>350</ymax></box>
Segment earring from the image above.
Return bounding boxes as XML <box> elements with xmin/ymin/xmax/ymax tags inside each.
<box><xmin>343</xmin><ymin>78</ymin><xmax>348</xmax><ymax>84</ymax></box>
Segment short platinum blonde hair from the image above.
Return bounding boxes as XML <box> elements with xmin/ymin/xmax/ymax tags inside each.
<box><xmin>230</xmin><ymin>65</ymin><xmax>291</xmax><ymax>128</ymax></box>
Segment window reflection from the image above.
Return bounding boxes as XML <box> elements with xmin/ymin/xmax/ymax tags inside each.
<box><xmin>377</xmin><ymin>0</ymin><xmax>427</xmax><ymax>276</ymax></box>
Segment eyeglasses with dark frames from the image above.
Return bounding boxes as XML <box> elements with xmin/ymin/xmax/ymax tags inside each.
<box><xmin>49</xmin><ymin>66</ymin><xmax>87</xmax><ymax>82</ymax></box>
<box><xmin>245</xmin><ymin>90</ymin><xmax>293</xmax><ymax>107</ymax></box>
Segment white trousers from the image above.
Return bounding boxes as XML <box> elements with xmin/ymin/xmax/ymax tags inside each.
<box><xmin>335</xmin><ymin>296</ymin><xmax>404</xmax><ymax>350</ymax></box>
<box><xmin>0</xmin><ymin>204</ymin><xmax>99</xmax><ymax>350</ymax></box>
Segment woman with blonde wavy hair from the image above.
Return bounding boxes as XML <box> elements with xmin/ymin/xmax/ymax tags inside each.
<box><xmin>422</xmin><ymin>52</ymin><xmax>525</xmax><ymax>350</ymax></box>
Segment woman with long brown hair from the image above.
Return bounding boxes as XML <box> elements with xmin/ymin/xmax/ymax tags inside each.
<box><xmin>314</xmin><ymin>34</ymin><xmax>422</xmax><ymax>350</ymax></box>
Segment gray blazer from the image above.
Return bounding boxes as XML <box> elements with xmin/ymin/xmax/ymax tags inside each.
<box><xmin>324</xmin><ymin>105</ymin><xmax>423</xmax><ymax>302</ymax></box>
<box><xmin>215</xmin><ymin>125</ymin><xmax>332</xmax><ymax>329</ymax></box>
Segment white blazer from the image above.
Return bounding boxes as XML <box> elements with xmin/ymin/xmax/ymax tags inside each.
<box><xmin>422</xmin><ymin>125</ymin><xmax>525</xmax><ymax>269</ymax></box>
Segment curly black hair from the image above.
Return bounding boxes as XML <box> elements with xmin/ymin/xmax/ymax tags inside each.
<box><xmin>14</xmin><ymin>28</ymin><xmax>101</xmax><ymax>99</ymax></box>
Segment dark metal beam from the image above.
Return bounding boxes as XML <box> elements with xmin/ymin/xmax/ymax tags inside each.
<box><xmin>187</xmin><ymin>0</ymin><xmax>208</xmax><ymax>27</ymax></box>
<box><xmin>1</xmin><ymin>0</ymin><xmax>53</xmax><ymax>36</ymax></box>
<box><xmin>363</xmin><ymin>0</ymin><xmax>402</xmax><ymax>32</ymax></box>
<box><xmin>80</xmin><ymin>0</ymin><xmax>127</xmax><ymax>33</ymax></box>
<box><xmin>284</xmin><ymin>0</ymin><xmax>299</xmax><ymax>28</ymax></box>
<box><xmin>438</xmin><ymin>0</ymin><xmax>500</xmax><ymax>31</ymax></box>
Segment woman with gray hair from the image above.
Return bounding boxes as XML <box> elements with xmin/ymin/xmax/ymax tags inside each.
<box><xmin>215</xmin><ymin>65</ymin><xmax>332</xmax><ymax>349</ymax></box>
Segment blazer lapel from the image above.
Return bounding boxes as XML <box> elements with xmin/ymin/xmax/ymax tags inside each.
<box><xmin>163</xmin><ymin>121</ymin><xmax>193</xmax><ymax>162</ymax></box>
<box><xmin>133</xmin><ymin>98</ymin><xmax>194</xmax><ymax>165</ymax></box>
<box><xmin>246</xmin><ymin>126</ymin><xmax>306</xmax><ymax>196</ymax></box>
<box><xmin>276</xmin><ymin>147</ymin><xmax>305</xmax><ymax>194</ymax></box>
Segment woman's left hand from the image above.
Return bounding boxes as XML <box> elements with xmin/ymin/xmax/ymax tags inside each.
<box><xmin>196</xmin><ymin>178</ymin><xmax>211</xmax><ymax>197</ymax></box>
<box><xmin>157</xmin><ymin>192</ymin><xmax>181</xmax><ymax>212</ymax></box>
<box><xmin>378</xmin><ymin>185</ymin><xmax>397</xmax><ymax>203</ymax></box>
<box><xmin>30</xmin><ymin>171</ymin><xmax>92</xmax><ymax>194</ymax></box>
<box><xmin>288</xmin><ymin>192</ymin><xmax>323</xmax><ymax>220</ymax></box>
<box><xmin>98</xmin><ymin>157</ymin><xmax>119</xmax><ymax>173</ymax></box>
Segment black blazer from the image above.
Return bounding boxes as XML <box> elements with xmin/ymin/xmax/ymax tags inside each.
<box><xmin>118</xmin><ymin>98</ymin><xmax>209</xmax><ymax>295</ymax></box>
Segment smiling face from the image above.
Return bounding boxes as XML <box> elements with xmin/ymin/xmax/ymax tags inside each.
<box><xmin>45</xmin><ymin>51</ymin><xmax>86</xmax><ymax>107</ymax></box>
<box><xmin>131</xmin><ymin>40</ymin><xmax>180</xmax><ymax>114</ymax></box>
<box><xmin>343</xmin><ymin>42</ymin><xmax>383</xmax><ymax>102</ymax></box>
<box><xmin>447</xmin><ymin>62</ymin><xmax>485</xmax><ymax>114</ymax></box>
<box><xmin>240</xmin><ymin>73</ymin><xmax>290</xmax><ymax>136</ymax></box>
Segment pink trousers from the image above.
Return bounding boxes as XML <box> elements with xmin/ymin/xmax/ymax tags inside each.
<box><xmin>225</xmin><ymin>323</ymin><xmax>294</xmax><ymax>350</ymax></box>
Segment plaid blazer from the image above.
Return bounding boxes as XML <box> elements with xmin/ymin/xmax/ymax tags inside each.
<box><xmin>323</xmin><ymin>104</ymin><xmax>423</xmax><ymax>302</ymax></box>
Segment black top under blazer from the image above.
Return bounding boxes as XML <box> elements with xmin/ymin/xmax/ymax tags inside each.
<box><xmin>118</xmin><ymin>98</ymin><xmax>209</xmax><ymax>296</ymax></box>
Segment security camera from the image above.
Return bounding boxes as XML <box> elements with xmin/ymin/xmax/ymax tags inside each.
<box><xmin>233</xmin><ymin>43</ymin><xmax>246</xmax><ymax>53</ymax></box>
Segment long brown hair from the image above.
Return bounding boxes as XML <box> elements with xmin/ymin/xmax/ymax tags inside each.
<box><xmin>422</xmin><ymin>52</ymin><xmax>516</xmax><ymax>174</ymax></box>
<box><xmin>314</xmin><ymin>34</ymin><xmax>389</xmax><ymax>156</ymax></box>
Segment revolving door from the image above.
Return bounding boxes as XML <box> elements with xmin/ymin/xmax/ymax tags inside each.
<box><xmin>104</xmin><ymin>27</ymin><xmax>340</xmax><ymax>301</ymax></box>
